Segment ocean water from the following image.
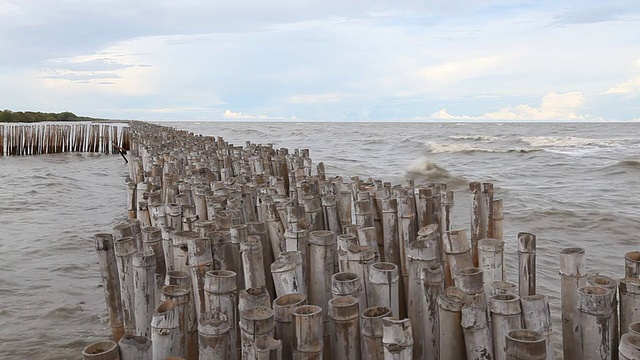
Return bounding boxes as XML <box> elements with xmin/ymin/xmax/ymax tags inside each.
<box><xmin>1</xmin><ymin>121</ymin><xmax>639</xmax><ymax>359</ymax></box>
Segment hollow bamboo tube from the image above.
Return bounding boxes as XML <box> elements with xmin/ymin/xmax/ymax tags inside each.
<box><xmin>256</xmin><ymin>337</ymin><xmax>283</xmax><ymax>359</ymax></box>
<box><xmin>283</xmin><ymin>228</ymin><xmax>309</xmax><ymax>287</ymax></box>
<box><xmin>578</xmin><ymin>285</ymin><xmax>614</xmax><ymax>360</ymax></box>
<box><xmin>619</xmin><ymin>278</ymin><xmax>640</xmax><ymax>339</ymax></box>
<box><xmin>416</xmin><ymin>262</ymin><xmax>443</xmax><ymax>360</ymax></box>
<box><xmin>469</xmin><ymin>182</ymin><xmax>485</xmax><ymax>266</ymax></box>
<box><xmin>369</xmin><ymin>262</ymin><xmax>400</xmax><ymax>317</ymax></box>
<box><xmin>322</xmin><ymin>195</ymin><xmax>342</xmax><ymax>245</ymax></box>
<box><xmin>380</xmin><ymin>197</ymin><xmax>406</xmax><ymax>318</ymax></box>
<box><xmin>203</xmin><ymin>270</ymin><xmax>238</xmax><ymax>360</ymax></box>
<box><xmin>336</xmin><ymin>234</ymin><xmax>357</xmax><ymax>273</ymax></box>
<box><xmin>198</xmin><ymin>311</ymin><xmax>230</xmax><ymax>360</ymax></box>
<box><xmin>560</xmin><ymin>247</ymin><xmax>587</xmax><ymax>360</ymax></box>
<box><xmin>588</xmin><ymin>274</ymin><xmax>619</xmax><ymax>358</ymax></box>
<box><xmin>346</xmin><ymin>244</ymin><xmax>376</xmax><ymax>310</ymax></box>
<box><xmin>132</xmin><ymin>250</ymin><xmax>156</xmax><ymax>338</ymax></box>
<box><xmin>521</xmin><ymin>295</ymin><xmax>554</xmax><ymax>360</ymax></box>
<box><xmin>629</xmin><ymin>322</ymin><xmax>640</xmax><ymax>335</ymax></box>
<box><xmin>292</xmin><ymin>305</ymin><xmax>323</xmax><ymax>360</ymax></box>
<box><xmin>337</xmin><ymin>190</ymin><xmax>352</xmax><ymax>226</ymax></box>
<box><xmin>241</xmin><ymin>236</ymin><xmax>267</xmax><ymax>290</ymax></box>
<box><xmin>381</xmin><ymin>317</ymin><xmax>413</xmax><ymax>360</ymax></box>
<box><xmin>518</xmin><ymin>233</ymin><xmax>536</xmax><ymax>298</ymax></box>
<box><xmin>461</xmin><ymin>296</ymin><xmax>493</xmax><ymax>360</ymax></box>
<box><xmin>271</xmin><ymin>252</ymin><xmax>306</xmax><ymax>297</ymax></box>
<box><xmin>117</xmin><ymin>335</ymin><xmax>152</xmax><ymax>360</ymax></box>
<box><xmin>438</xmin><ymin>287</ymin><xmax>468</xmax><ymax>360</ymax></box>
<box><xmin>239</xmin><ymin>286</ymin><xmax>272</xmax><ymax>313</ymax></box>
<box><xmin>152</xmin><ymin>300</ymin><xmax>181</xmax><ymax>359</ymax></box>
<box><xmin>166</xmin><ymin>270</ymin><xmax>191</xmax><ymax>286</ymax></box>
<box><xmin>172</xmin><ymin>230</ymin><xmax>198</xmax><ymax>273</ymax></box>
<box><xmin>161</xmin><ymin>285</ymin><xmax>192</xmax><ymax>358</ymax></box>
<box><xmin>397</xmin><ymin>196</ymin><xmax>416</xmax><ymax>293</ymax></box>
<box><xmin>82</xmin><ymin>340</ymin><xmax>120</xmax><ymax>360</ymax></box>
<box><xmin>210</xmin><ymin>230</ymin><xmax>235</xmax><ymax>272</ymax></box>
<box><xmin>619</xmin><ymin>333</ymin><xmax>640</xmax><ymax>360</ymax></box>
<box><xmin>94</xmin><ymin>233</ymin><xmax>125</xmax><ymax>341</ymax></box>
<box><xmin>167</xmin><ymin>203</ymin><xmax>184</xmax><ymax>230</ymax></box>
<box><xmin>505</xmin><ymin>329</ymin><xmax>546</xmax><ymax>360</ymax></box>
<box><xmin>331</xmin><ymin>272</ymin><xmax>365</xmax><ymax>306</ymax></box>
<box><xmin>625</xmin><ymin>251</ymin><xmax>640</xmax><ymax>278</ymax></box>
<box><xmin>266</xmin><ymin>203</ymin><xmax>286</xmax><ymax>259</ymax></box>
<box><xmin>114</xmin><ymin>236</ymin><xmax>138</xmax><ymax>336</ymax></box>
<box><xmin>229</xmin><ymin>225</ymin><xmax>248</xmax><ymax>291</ymax></box>
<box><xmin>492</xmin><ymin>199</ymin><xmax>503</xmax><ymax>240</ymax></box>
<box><xmin>361</xmin><ymin>306</ymin><xmax>392</xmax><ymax>360</ymax></box>
<box><xmin>142</xmin><ymin>226</ymin><xmax>166</xmax><ymax>306</ymax></box>
<box><xmin>138</xmin><ymin>201</ymin><xmax>152</xmax><ymax>227</ymax></box>
<box><xmin>328</xmin><ymin>296</ymin><xmax>361</xmax><ymax>360</ymax></box>
<box><xmin>188</xmin><ymin>236</ymin><xmax>213</xmax><ymax>321</ymax></box>
<box><xmin>248</xmin><ymin>221</ymin><xmax>276</xmax><ymax>300</ymax></box>
<box><xmin>308</xmin><ymin>230</ymin><xmax>334</xmax><ymax>357</ymax></box>
<box><xmin>492</xmin><ymin>280</ymin><xmax>518</xmax><ymax>296</ymax></box>
<box><xmin>239</xmin><ymin>306</ymin><xmax>276</xmax><ymax>360</ymax></box>
<box><xmin>274</xmin><ymin>293</ymin><xmax>308</xmax><ymax>360</ymax></box>
<box><xmin>357</xmin><ymin>226</ymin><xmax>379</xmax><ymax>259</ymax></box>
<box><xmin>194</xmin><ymin>186</ymin><xmax>209</xmax><ymax>222</ymax></box>
<box><xmin>490</xmin><ymin>294</ymin><xmax>523</xmax><ymax>360</ymax></box>
<box><xmin>304</xmin><ymin>196</ymin><xmax>325</xmax><ymax>231</ymax></box>
<box><xmin>478</xmin><ymin>238</ymin><xmax>505</xmax><ymax>299</ymax></box>
<box><xmin>443</xmin><ymin>229</ymin><xmax>474</xmax><ymax>287</ymax></box>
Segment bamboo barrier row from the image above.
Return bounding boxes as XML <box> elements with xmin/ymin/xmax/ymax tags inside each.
<box><xmin>0</xmin><ymin>123</ymin><xmax>130</xmax><ymax>156</ymax></box>
<box><xmin>86</xmin><ymin>121</ymin><xmax>640</xmax><ymax>360</ymax></box>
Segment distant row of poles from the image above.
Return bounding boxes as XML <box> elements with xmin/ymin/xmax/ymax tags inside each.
<box><xmin>0</xmin><ymin>123</ymin><xmax>131</xmax><ymax>156</ymax></box>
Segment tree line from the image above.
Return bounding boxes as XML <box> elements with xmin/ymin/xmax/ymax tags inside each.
<box><xmin>0</xmin><ymin>110</ymin><xmax>100</xmax><ymax>123</ymax></box>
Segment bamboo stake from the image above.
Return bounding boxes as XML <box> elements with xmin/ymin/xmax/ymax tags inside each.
<box><xmin>619</xmin><ymin>333</ymin><xmax>640</xmax><ymax>360</ymax></box>
<box><xmin>625</xmin><ymin>251</ymin><xmax>640</xmax><ymax>278</ymax></box>
<box><xmin>151</xmin><ymin>300</ymin><xmax>180</xmax><ymax>359</ymax></box>
<box><xmin>198</xmin><ymin>311</ymin><xmax>230</xmax><ymax>360</ymax></box>
<box><xmin>132</xmin><ymin>250</ymin><xmax>156</xmax><ymax>338</ymax></box>
<box><xmin>239</xmin><ymin>306</ymin><xmax>276</xmax><ymax>360</ymax></box>
<box><xmin>492</xmin><ymin>199</ymin><xmax>503</xmax><ymax>240</ymax></box>
<box><xmin>166</xmin><ymin>270</ymin><xmax>191</xmax><ymax>286</ymax></box>
<box><xmin>241</xmin><ymin>236</ymin><xmax>267</xmax><ymax>290</ymax></box>
<box><xmin>380</xmin><ymin>197</ymin><xmax>406</xmax><ymax>319</ymax></box>
<box><xmin>308</xmin><ymin>230</ymin><xmax>334</xmax><ymax>357</ymax></box>
<box><xmin>336</xmin><ymin>234</ymin><xmax>357</xmax><ymax>273</ymax></box>
<box><xmin>629</xmin><ymin>322</ymin><xmax>640</xmax><ymax>335</ymax></box>
<box><xmin>256</xmin><ymin>337</ymin><xmax>283</xmax><ymax>359</ymax></box>
<box><xmin>461</xmin><ymin>296</ymin><xmax>493</xmax><ymax>360</ymax></box>
<box><xmin>361</xmin><ymin>306</ymin><xmax>392</xmax><ymax>360</ymax></box>
<box><xmin>369</xmin><ymin>262</ymin><xmax>400</xmax><ymax>317</ymax></box>
<box><xmin>588</xmin><ymin>274</ymin><xmax>619</xmax><ymax>359</ymax></box>
<box><xmin>82</xmin><ymin>340</ymin><xmax>120</xmax><ymax>360</ymax></box>
<box><xmin>248</xmin><ymin>221</ymin><xmax>276</xmax><ymax>300</ymax></box>
<box><xmin>560</xmin><ymin>247</ymin><xmax>587</xmax><ymax>360</ymax></box>
<box><xmin>518</xmin><ymin>233</ymin><xmax>537</xmax><ymax>298</ymax></box>
<box><xmin>117</xmin><ymin>335</ymin><xmax>152</xmax><ymax>360</ymax></box>
<box><xmin>478</xmin><ymin>238</ymin><xmax>505</xmax><ymax>299</ymax></box>
<box><xmin>161</xmin><ymin>284</ymin><xmax>192</xmax><ymax>359</ymax></box>
<box><xmin>172</xmin><ymin>230</ymin><xmax>198</xmax><ymax>274</ymax></box>
<box><xmin>274</xmin><ymin>293</ymin><xmax>308</xmax><ymax>360</ymax></box>
<box><xmin>505</xmin><ymin>329</ymin><xmax>546</xmax><ymax>360</ymax></box>
<box><xmin>331</xmin><ymin>272</ymin><xmax>365</xmax><ymax>309</ymax></box>
<box><xmin>142</xmin><ymin>226</ymin><xmax>166</xmax><ymax>306</ymax></box>
<box><xmin>328</xmin><ymin>296</ymin><xmax>361</xmax><ymax>360</ymax></box>
<box><xmin>469</xmin><ymin>182</ymin><xmax>485</xmax><ymax>266</ymax></box>
<box><xmin>94</xmin><ymin>233</ymin><xmax>125</xmax><ymax>341</ymax></box>
<box><xmin>521</xmin><ymin>295</ymin><xmax>554</xmax><ymax>360</ymax></box>
<box><xmin>438</xmin><ymin>287</ymin><xmax>468</xmax><ymax>360</ymax></box>
<box><xmin>266</xmin><ymin>203</ymin><xmax>286</xmax><ymax>260</ymax></box>
<box><xmin>381</xmin><ymin>317</ymin><xmax>413</xmax><ymax>360</ymax></box>
<box><xmin>490</xmin><ymin>294</ymin><xmax>523</xmax><ymax>360</ymax></box>
<box><xmin>204</xmin><ymin>269</ymin><xmax>238</xmax><ymax>360</ymax></box>
<box><xmin>443</xmin><ymin>229</ymin><xmax>474</xmax><ymax>288</ymax></box>
<box><xmin>492</xmin><ymin>280</ymin><xmax>518</xmax><ymax>296</ymax></box>
<box><xmin>292</xmin><ymin>304</ymin><xmax>323</xmax><ymax>359</ymax></box>
<box><xmin>578</xmin><ymin>285</ymin><xmax>614</xmax><ymax>360</ymax></box>
<box><xmin>271</xmin><ymin>252</ymin><xmax>306</xmax><ymax>297</ymax></box>
<box><xmin>188</xmin><ymin>236</ymin><xmax>213</xmax><ymax>320</ymax></box>
<box><xmin>114</xmin><ymin>236</ymin><xmax>138</xmax><ymax>336</ymax></box>
<box><xmin>239</xmin><ymin>286</ymin><xmax>272</xmax><ymax>313</ymax></box>
<box><xmin>619</xmin><ymin>278</ymin><xmax>640</xmax><ymax>339</ymax></box>
<box><xmin>229</xmin><ymin>225</ymin><xmax>248</xmax><ymax>292</ymax></box>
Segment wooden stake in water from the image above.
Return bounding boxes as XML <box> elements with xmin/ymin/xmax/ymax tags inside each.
<box><xmin>274</xmin><ymin>293</ymin><xmax>307</xmax><ymax>360</ymax></box>
<box><xmin>198</xmin><ymin>311</ymin><xmax>231</xmax><ymax>360</ymax></box>
<box><xmin>82</xmin><ymin>340</ymin><xmax>120</xmax><ymax>360</ymax></box>
<box><xmin>505</xmin><ymin>329</ymin><xmax>546</xmax><ymax>360</ymax></box>
<box><xmin>588</xmin><ymin>274</ymin><xmax>619</xmax><ymax>359</ymax></box>
<box><xmin>381</xmin><ymin>317</ymin><xmax>413</xmax><ymax>360</ymax></box>
<box><xmin>94</xmin><ymin>233</ymin><xmax>125</xmax><ymax>341</ymax></box>
<box><xmin>478</xmin><ymin>238</ymin><xmax>505</xmax><ymax>299</ymax></box>
<box><xmin>578</xmin><ymin>285</ymin><xmax>614</xmax><ymax>360</ymax></box>
<box><xmin>203</xmin><ymin>269</ymin><xmax>238</xmax><ymax>360</ymax></box>
<box><xmin>619</xmin><ymin>278</ymin><xmax>640</xmax><ymax>339</ymax></box>
<box><xmin>114</xmin><ymin>236</ymin><xmax>138</xmax><ymax>336</ymax></box>
<box><xmin>624</xmin><ymin>251</ymin><xmax>640</xmax><ymax>278</ymax></box>
<box><xmin>520</xmin><ymin>295</ymin><xmax>554</xmax><ymax>360</ymax></box>
<box><xmin>420</xmin><ymin>262</ymin><xmax>444</xmax><ymax>360</ymax></box>
<box><xmin>361</xmin><ymin>306</ymin><xmax>392</xmax><ymax>360</ymax></box>
<box><xmin>461</xmin><ymin>296</ymin><xmax>493</xmax><ymax>360</ymax></box>
<box><xmin>328</xmin><ymin>296</ymin><xmax>361</xmax><ymax>360</ymax></box>
<box><xmin>517</xmin><ymin>232</ymin><xmax>536</xmax><ymax>298</ymax></box>
<box><xmin>132</xmin><ymin>250</ymin><xmax>156</xmax><ymax>338</ymax></box>
<box><xmin>151</xmin><ymin>300</ymin><xmax>181</xmax><ymax>360</ymax></box>
<box><xmin>560</xmin><ymin>247</ymin><xmax>587</xmax><ymax>360</ymax></box>
<box><xmin>489</xmin><ymin>294</ymin><xmax>523</xmax><ymax>360</ymax></box>
<box><xmin>438</xmin><ymin>287</ymin><xmax>468</xmax><ymax>360</ymax></box>
<box><xmin>117</xmin><ymin>335</ymin><xmax>152</xmax><ymax>360</ymax></box>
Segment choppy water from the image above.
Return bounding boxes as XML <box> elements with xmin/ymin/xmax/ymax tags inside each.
<box><xmin>1</xmin><ymin>121</ymin><xmax>639</xmax><ymax>359</ymax></box>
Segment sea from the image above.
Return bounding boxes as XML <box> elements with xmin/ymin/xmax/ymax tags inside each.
<box><xmin>1</xmin><ymin>121</ymin><xmax>639</xmax><ymax>359</ymax></box>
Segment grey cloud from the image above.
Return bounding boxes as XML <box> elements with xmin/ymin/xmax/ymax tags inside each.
<box><xmin>554</xmin><ymin>3</ymin><xmax>640</xmax><ymax>25</ymax></box>
<box><xmin>40</xmin><ymin>72</ymin><xmax>122</xmax><ymax>82</ymax></box>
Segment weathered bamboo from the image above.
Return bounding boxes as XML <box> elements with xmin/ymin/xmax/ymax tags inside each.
<box><xmin>361</xmin><ymin>306</ymin><xmax>392</xmax><ymax>360</ymax></box>
<box><xmin>336</xmin><ymin>234</ymin><xmax>357</xmax><ymax>273</ymax></box>
<box><xmin>152</xmin><ymin>300</ymin><xmax>182</xmax><ymax>359</ymax></box>
<box><xmin>346</xmin><ymin>244</ymin><xmax>376</xmax><ymax>310</ymax></box>
<box><xmin>308</xmin><ymin>230</ymin><xmax>334</xmax><ymax>357</ymax></box>
<box><xmin>578</xmin><ymin>285</ymin><xmax>614</xmax><ymax>360</ymax></box>
<box><xmin>322</xmin><ymin>195</ymin><xmax>342</xmax><ymax>246</ymax></box>
<box><xmin>203</xmin><ymin>269</ymin><xmax>238</xmax><ymax>360</ymax></box>
<box><xmin>117</xmin><ymin>335</ymin><xmax>152</xmax><ymax>360</ymax></box>
<box><xmin>619</xmin><ymin>278</ymin><xmax>640</xmax><ymax>339</ymax></box>
<box><xmin>328</xmin><ymin>296</ymin><xmax>361</xmax><ymax>360</ymax></box>
<box><xmin>229</xmin><ymin>225</ymin><xmax>248</xmax><ymax>292</ymax></box>
<box><xmin>478</xmin><ymin>238</ymin><xmax>505</xmax><ymax>299</ymax></box>
<box><xmin>142</xmin><ymin>226</ymin><xmax>166</xmax><ymax>306</ymax></box>
<box><xmin>187</xmin><ymin>236</ymin><xmax>213</xmax><ymax>320</ymax></box>
<box><xmin>438</xmin><ymin>287</ymin><xmax>468</xmax><ymax>360</ymax></box>
<box><xmin>505</xmin><ymin>329</ymin><xmax>546</xmax><ymax>360</ymax></box>
<box><xmin>443</xmin><ymin>229</ymin><xmax>474</xmax><ymax>287</ymax></box>
<box><xmin>114</xmin><ymin>236</ymin><xmax>138</xmax><ymax>336</ymax></box>
<box><xmin>239</xmin><ymin>286</ymin><xmax>272</xmax><ymax>314</ymax></box>
<box><xmin>255</xmin><ymin>337</ymin><xmax>283</xmax><ymax>359</ymax></box>
<box><xmin>331</xmin><ymin>272</ymin><xmax>365</xmax><ymax>306</ymax></box>
<box><xmin>198</xmin><ymin>311</ymin><xmax>230</xmax><ymax>360</ymax></box>
<box><xmin>240</xmin><ymin>306</ymin><xmax>276</xmax><ymax>360</ymax></box>
<box><xmin>166</xmin><ymin>270</ymin><xmax>191</xmax><ymax>286</ymax></box>
<box><xmin>469</xmin><ymin>182</ymin><xmax>485</xmax><ymax>266</ymax></box>
<box><xmin>94</xmin><ymin>233</ymin><xmax>125</xmax><ymax>341</ymax></box>
<box><xmin>381</xmin><ymin>317</ymin><xmax>413</xmax><ymax>360</ymax></box>
<box><xmin>492</xmin><ymin>199</ymin><xmax>504</xmax><ymax>240</ymax></box>
<box><xmin>419</xmin><ymin>262</ymin><xmax>443</xmax><ymax>360</ymax></box>
<box><xmin>162</xmin><ymin>285</ymin><xmax>193</xmax><ymax>359</ymax></box>
<box><xmin>490</xmin><ymin>294</ymin><xmax>523</xmax><ymax>360</ymax></box>
<box><xmin>560</xmin><ymin>247</ymin><xmax>587</xmax><ymax>360</ymax></box>
<box><xmin>625</xmin><ymin>251</ymin><xmax>640</xmax><ymax>278</ymax></box>
<box><xmin>248</xmin><ymin>221</ymin><xmax>277</xmax><ymax>300</ymax></box>
<box><xmin>172</xmin><ymin>230</ymin><xmax>198</xmax><ymax>273</ymax></box>
<box><xmin>619</xmin><ymin>333</ymin><xmax>640</xmax><ymax>360</ymax></box>
<box><xmin>461</xmin><ymin>296</ymin><xmax>493</xmax><ymax>360</ymax></box>
<box><xmin>588</xmin><ymin>274</ymin><xmax>619</xmax><ymax>359</ymax></box>
<box><xmin>397</xmin><ymin>195</ymin><xmax>416</xmax><ymax>296</ymax></box>
<box><xmin>82</xmin><ymin>340</ymin><xmax>120</xmax><ymax>360</ymax></box>
<box><xmin>132</xmin><ymin>250</ymin><xmax>156</xmax><ymax>338</ymax></box>
<box><xmin>241</xmin><ymin>236</ymin><xmax>267</xmax><ymax>290</ymax></box>
<box><xmin>492</xmin><ymin>280</ymin><xmax>518</xmax><ymax>296</ymax></box>
<box><xmin>518</xmin><ymin>232</ymin><xmax>536</xmax><ymax>298</ymax></box>
<box><xmin>369</xmin><ymin>262</ymin><xmax>400</xmax><ymax>317</ymax></box>
<box><xmin>292</xmin><ymin>305</ymin><xmax>324</xmax><ymax>359</ymax></box>
<box><xmin>628</xmin><ymin>322</ymin><xmax>640</xmax><ymax>335</ymax></box>
<box><xmin>274</xmin><ymin>293</ymin><xmax>308</xmax><ymax>360</ymax></box>
<box><xmin>520</xmin><ymin>295</ymin><xmax>554</xmax><ymax>360</ymax></box>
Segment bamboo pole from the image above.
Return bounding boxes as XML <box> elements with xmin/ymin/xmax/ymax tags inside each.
<box><xmin>361</xmin><ymin>306</ymin><xmax>392</xmax><ymax>360</ymax></box>
<box><xmin>588</xmin><ymin>274</ymin><xmax>619</xmax><ymax>359</ymax></box>
<box><xmin>560</xmin><ymin>247</ymin><xmax>587</xmax><ymax>360</ymax></box>
<box><xmin>346</xmin><ymin>244</ymin><xmax>376</xmax><ymax>310</ymax></box>
<box><xmin>518</xmin><ymin>232</ymin><xmax>537</xmax><ymax>298</ymax></box>
<box><xmin>443</xmin><ymin>229</ymin><xmax>473</xmax><ymax>289</ymax></box>
<box><xmin>114</xmin><ymin>236</ymin><xmax>138</xmax><ymax>336</ymax></box>
<box><xmin>247</xmin><ymin>221</ymin><xmax>276</xmax><ymax>300</ymax></box>
<box><xmin>461</xmin><ymin>296</ymin><xmax>493</xmax><ymax>360</ymax></box>
<box><xmin>625</xmin><ymin>251</ymin><xmax>640</xmax><ymax>278</ymax></box>
<box><xmin>469</xmin><ymin>182</ymin><xmax>485</xmax><ymax>266</ymax></box>
<box><xmin>198</xmin><ymin>311</ymin><xmax>230</xmax><ymax>360</ymax></box>
<box><xmin>521</xmin><ymin>295</ymin><xmax>554</xmax><ymax>360</ymax></box>
<box><xmin>578</xmin><ymin>285</ymin><xmax>614</xmax><ymax>360</ymax></box>
<box><xmin>492</xmin><ymin>280</ymin><xmax>518</xmax><ymax>296</ymax></box>
<box><xmin>381</xmin><ymin>317</ymin><xmax>413</xmax><ymax>360</ymax></box>
<box><xmin>478</xmin><ymin>238</ymin><xmax>505</xmax><ymax>299</ymax></box>
<box><xmin>331</xmin><ymin>272</ymin><xmax>365</xmax><ymax>308</ymax></box>
<box><xmin>152</xmin><ymin>299</ymin><xmax>181</xmax><ymax>359</ymax></box>
<box><xmin>240</xmin><ymin>306</ymin><xmax>276</xmax><ymax>360</ymax></box>
<box><xmin>328</xmin><ymin>296</ymin><xmax>361</xmax><ymax>360</ymax></box>
<box><xmin>94</xmin><ymin>233</ymin><xmax>125</xmax><ymax>341</ymax></box>
<box><xmin>308</xmin><ymin>230</ymin><xmax>334</xmax><ymax>357</ymax></box>
<box><xmin>166</xmin><ymin>270</ymin><xmax>191</xmax><ymax>286</ymax></box>
<box><xmin>271</xmin><ymin>251</ymin><xmax>306</xmax><ymax>297</ymax></box>
<box><xmin>619</xmin><ymin>333</ymin><xmax>640</xmax><ymax>360</ymax></box>
<box><xmin>380</xmin><ymin>197</ymin><xmax>406</xmax><ymax>319</ymax></box>
<box><xmin>188</xmin><ymin>236</ymin><xmax>213</xmax><ymax>320</ymax></box>
<box><xmin>336</xmin><ymin>234</ymin><xmax>357</xmax><ymax>273</ymax></box>
<box><xmin>161</xmin><ymin>284</ymin><xmax>194</xmax><ymax>359</ymax></box>
<box><xmin>492</xmin><ymin>199</ymin><xmax>503</xmax><ymax>240</ymax></box>
<box><xmin>274</xmin><ymin>293</ymin><xmax>308</xmax><ymax>360</ymax></box>
<box><xmin>619</xmin><ymin>278</ymin><xmax>640</xmax><ymax>339</ymax></box>
<box><xmin>172</xmin><ymin>230</ymin><xmax>198</xmax><ymax>274</ymax></box>
<box><xmin>117</xmin><ymin>335</ymin><xmax>152</xmax><ymax>360</ymax></box>
<box><xmin>266</xmin><ymin>203</ymin><xmax>286</xmax><ymax>260</ymax></box>
<box><xmin>132</xmin><ymin>250</ymin><xmax>156</xmax><ymax>338</ymax></box>
<box><xmin>292</xmin><ymin>304</ymin><xmax>324</xmax><ymax>360</ymax></box>
<box><xmin>256</xmin><ymin>337</ymin><xmax>283</xmax><ymax>359</ymax></box>
<box><xmin>438</xmin><ymin>287</ymin><xmax>468</xmax><ymax>360</ymax></box>
<box><xmin>142</xmin><ymin>226</ymin><xmax>166</xmax><ymax>306</ymax></box>
<box><xmin>418</xmin><ymin>262</ymin><xmax>443</xmax><ymax>360</ymax></box>
<box><xmin>369</xmin><ymin>262</ymin><xmax>400</xmax><ymax>317</ymax></box>
<box><xmin>505</xmin><ymin>329</ymin><xmax>546</xmax><ymax>360</ymax></box>
<box><xmin>397</xmin><ymin>195</ymin><xmax>416</xmax><ymax>296</ymax></box>
<box><xmin>82</xmin><ymin>340</ymin><xmax>120</xmax><ymax>360</ymax></box>
<box><xmin>490</xmin><ymin>294</ymin><xmax>523</xmax><ymax>360</ymax></box>
<box><xmin>241</xmin><ymin>235</ymin><xmax>267</xmax><ymax>290</ymax></box>
<box><xmin>239</xmin><ymin>286</ymin><xmax>272</xmax><ymax>313</ymax></box>
<box><xmin>229</xmin><ymin>225</ymin><xmax>248</xmax><ymax>292</ymax></box>
<box><xmin>204</xmin><ymin>269</ymin><xmax>238</xmax><ymax>360</ymax></box>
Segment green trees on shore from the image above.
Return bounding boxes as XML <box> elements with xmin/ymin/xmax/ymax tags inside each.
<box><xmin>0</xmin><ymin>110</ymin><xmax>96</xmax><ymax>123</ymax></box>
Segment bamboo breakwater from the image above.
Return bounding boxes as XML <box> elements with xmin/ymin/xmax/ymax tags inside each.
<box><xmin>0</xmin><ymin>122</ymin><xmax>131</xmax><ymax>156</ymax></box>
<box><xmin>86</xmin><ymin>121</ymin><xmax>640</xmax><ymax>360</ymax></box>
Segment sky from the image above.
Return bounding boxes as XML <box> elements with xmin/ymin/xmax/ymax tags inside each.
<box><xmin>1</xmin><ymin>0</ymin><xmax>639</xmax><ymax>121</ymax></box>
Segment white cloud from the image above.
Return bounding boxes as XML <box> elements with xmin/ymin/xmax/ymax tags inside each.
<box><xmin>289</xmin><ymin>93</ymin><xmax>342</xmax><ymax>104</ymax></box>
<box><xmin>432</xmin><ymin>91</ymin><xmax>587</xmax><ymax>121</ymax></box>
<box><xmin>419</xmin><ymin>55</ymin><xmax>507</xmax><ymax>85</ymax></box>
<box><xmin>224</xmin><ymin>109</ymin><xmax>296</xmax><ymax>120</ymax></box>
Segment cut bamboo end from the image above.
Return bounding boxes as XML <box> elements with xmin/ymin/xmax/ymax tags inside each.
<box><xmin>505</xmin><ymin>329</ymin><xmax>546</xmax><ymax>360</ymax></box>
<box><xmin>82</xmin><ymin>340</ymin><xmax>120</xmax><ymax>360</ymax></box>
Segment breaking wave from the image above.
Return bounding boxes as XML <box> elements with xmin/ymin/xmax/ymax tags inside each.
<box><xmin>449</xmin><ymin>135</ymin><xmax>501</xmax><ymax>141</ymax></box>
<box><xmin>425</xmin><ymin>142</ymin><xmax>539</xmax><ymax>154</ymax></box>
<box><xmin>520</xmin><ymin>136</ymin><xmax>619</xmax><ymax>148</ymax></box>
<box><xmin>405</xmin><ymin>158</ymin><xmax>469</xmax><ymax>187</ymax></box>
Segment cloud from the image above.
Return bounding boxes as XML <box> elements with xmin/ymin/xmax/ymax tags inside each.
<box><xmin>431</xmin><ymin>91</ymin><xmax>587</xmax><ymax>121</ymax></box>
<box><xmin>419</xmin><ymin>55</ymin><xmax>507</xmax><ymax>85</ymax></box>
<box><xmin>224</xmin><ymin>109</ymin><xmax>296</xmax><ymax>120</ymax></box>
<box><xmin>289</xmin><ymin>93</ymin><xmax>342</xmax><ymax>104</ymax></box>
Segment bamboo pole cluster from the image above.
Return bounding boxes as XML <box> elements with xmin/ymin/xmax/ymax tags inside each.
<box><xmin>0</xmin><ymin>122</ymin><xmax>130</xmax><ymax>156</ymax></box>
<box><xmin>86</xmin><ymin>122</ymin><xmax>640</xmax><ymax>360</ymax></box>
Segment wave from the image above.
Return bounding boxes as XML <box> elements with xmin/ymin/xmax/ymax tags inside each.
<box><xmin>617</xmin><ymin>159</ymin><xmax>640</xmax><ymax>167</ymax></box>
<box><xmin>425</xmin><ymin>142</ymin><xmax>539</xmax><ymax>154</ymax></box>
<box><xmin>449</xmin><ymin>135</ymin><xmax>501</xmax><ymax>141</ymax></box>
<box><xmin>405</xmin><ymin>158</ymin><xmax>468</xmax><ymax>187</ymax></box>
<box><xmin>520</xmin><ymin>136</ymin><xmax>619</xmax><ymax>148</ymax></box>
